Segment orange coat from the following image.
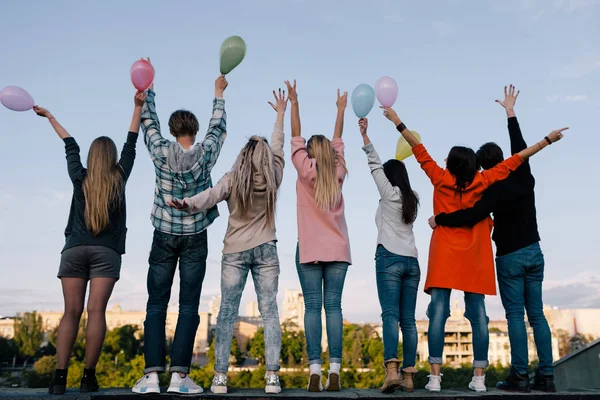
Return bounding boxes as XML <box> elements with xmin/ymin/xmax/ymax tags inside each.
<box><xmin>412</xmin><ymin>144</ymin><xmax>523</xmax><ymax>295</ymax></box>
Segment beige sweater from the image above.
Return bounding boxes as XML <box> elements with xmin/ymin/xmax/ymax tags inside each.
<box><xmin>183</xmin><ymin>118</ymin><xmax>284</xmax><ymax>254</ymax></box>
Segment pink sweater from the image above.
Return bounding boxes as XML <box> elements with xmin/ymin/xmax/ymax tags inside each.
<box><xmin>291</xmin><ymin>137</ymin><xmax>352</xmax><ymax>265</ymax></box>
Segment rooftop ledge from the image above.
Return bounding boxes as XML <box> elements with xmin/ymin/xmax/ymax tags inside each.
<box><xmin>2</xmin><ymin>388</ymin><xmax>600</xmax><ymax>400</ymax></box>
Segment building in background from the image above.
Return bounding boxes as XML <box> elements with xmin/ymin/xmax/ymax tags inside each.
<box><xmin>280</xmin><ymin>289</ymin><xmax>304</xmax><ymax>329</ymax></box>
<box><xmin>543</xmin><ymin>306</ymin><xmax>600</xmax><ymax>337</ymax></box>
<box><xmin>414</xmin><ymin>299</ymin><xmax>561</xmax><ymax>367</ymax></box>
<box><xmin>209</xmin><ymin>295</ymin><xmax>221</xmax><ymax>325</ymax></box>
<box><xmin>0</xmin><ymin>317</ymin><xmax>15</xmax><ymax>339</ymax></box>
<box><xmin>245</xmin><ymin>301</ymin><xmax>260</xmax><ymax>318</ymax></box>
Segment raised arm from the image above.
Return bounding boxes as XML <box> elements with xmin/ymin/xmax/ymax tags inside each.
<box><xmin>201</xmin><ymin>75</ymin><xmax>228</xmax><ymax>172</ymax></box>
<box><xmin>118</xmin><ymin>91</ymin><xmax>146</xmax><ymax>181</ymax></box>
<box><xmin>268</xmin><ymin>88</ymin><xmax>288</xmax><ymax>186</ymax></box>
<box><xmin>33</xmin><ymin>106</ymin><xmax>84</xmax><ymax>183</ymax></box>
<box><xmin>285</xmin><ymin>80</ymin><xmax>300</xmax><ymax>138</ymax></box>
<box><xmin>381</xmin><ymin>106</ymin><xmax>420</xmax><ymax>147</ymax></box>
<box><xmin>168</xmin><ymin>173</ymin><xmax>232</xmax><ymax>213</ymax></box>
<box><xmin>516</xmin><ymin>128</ymin><xmax>566</xmax><ymax>160</ymax></box>
<box><xmin>359</xmin><ymin>118</ymin><xmax>396</xmax><ymax>199</ymax></box>
<box><xmin>333</xmin><ymin>89</ymin><xmax>348</xmax><ymax>139</ymax></box>
<box><xmin>496</xmin><ymin>85</ymin><xmax>526</xmax><ymax>153</ymax></box>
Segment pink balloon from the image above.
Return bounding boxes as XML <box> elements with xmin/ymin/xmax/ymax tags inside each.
<box><xmin>375</xmin><ymin>76</ymin><xmax>398</xmax><ymax>107</ymax></box>
<box><xmin>0</xmin><ymin>86</ymin><xmax>35</xmax><ymax>112</ymax></box>
<box><xmin>130</xmin><ymin>60</ymin><xmax>155</xmax><ymax>91</ymax></box>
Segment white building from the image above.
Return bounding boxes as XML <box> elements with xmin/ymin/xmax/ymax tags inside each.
<box><xmin>245</xmin><ymin>301</ymin><xmax>260</xmax><ymax>318</ymax></box>
<box><xmin>543</xmin><ymin>306</ymin><xmax>600</xmax><ymax>337</ymax></box>
<box><xmin>209</xmin><ymin>295</ymin><xmax>221</xmax><ymax>325</ymax></box>
<box><xmin>281</xmin><ymin>289</ymin><xmax>305</xmax><ymax>329</ymax></box>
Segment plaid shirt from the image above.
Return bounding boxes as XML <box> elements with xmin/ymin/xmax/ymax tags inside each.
<box><xmin>141</xmin><ymin>89</ymin><xmax>227</xmax><ymax>235</ymax></box>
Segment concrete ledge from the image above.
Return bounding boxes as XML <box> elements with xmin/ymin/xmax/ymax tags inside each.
<box><xmin>2</xmin><ymin>388</ymin><xmax>600</xmax><ymax>400</ymax></box>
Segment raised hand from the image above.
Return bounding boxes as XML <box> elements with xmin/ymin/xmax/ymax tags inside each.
<box><xmin>285</xmin><ymin>80</ymin><xmax>297</xmax><ymax>103</ymax></box>
<box><xmin>33</xmin><ymin>106</ymin><xmax>52</xmax><ymax>119</ymax></box>
<box><xmin>336</xmin><ymin>89</ymin><xmax>348</xmax><ymax>110</ymax></box>
<box><xmin>359</xmin><ymin>118</ymin><xmax>368</xmax><ymax>135</ymax></box>
<box><xmin>268</xmin><ymin>88</ymin><xmax>288</xmax><ymax>114</ymax></box>
<box><xmin>380</xmin><ymin>106</ymin><xmax>401</xmax><ymax>126</ymax></box>
<box><xmin>546</xmin><ymin>127</ymin><xmax>568</xmax><ymax>143</ymax></box>
<box><xmin>496</xmin><ymin>84</ymin><xmax>519</xmax><ymax>112</ymax></box>
<box><xmin>134</xmin><ymin>91</ymin><xmax>147</xmax><ymax>108</ymax></box>
<box><xmin>215</xmin><ymin>75</ymin><xmax>228</xmax><ymax>97</ymax></box>
<box><xmin>167</xmin><ymin>198</ymin><xmax>189</xmax><ymax>210</ymax></box>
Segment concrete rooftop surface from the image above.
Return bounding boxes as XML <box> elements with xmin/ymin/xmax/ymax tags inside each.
<box><xmin>1</xmin><ymin>388</ymin><xmax>600</xmax><ymax>400</ymax></box>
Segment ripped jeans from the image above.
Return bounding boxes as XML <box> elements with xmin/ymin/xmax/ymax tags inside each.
<box><xmin>427</xmin><ymin>288</ymin><xmax>490</xmax><ymax>369</ymax></box>
<box><xmin>214</xmin><ymin>241</ymin><xmax>281</xmax><ymax>373</ymax></box>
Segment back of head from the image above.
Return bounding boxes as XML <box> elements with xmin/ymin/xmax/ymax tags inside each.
<box><xmin>447</xmin><ymin>146</ymin><xmax>478</xmax><ymax>197</ymax></box>
<box><xmin>383</xmin><ymin>159</ymin><xmax>419</xmax><ymax>224</ymax></box>
<box><xmin>168</xmin><ymin>110</ymin><xmax>199</xmax><ymax>138</ymax></box>
<box><xmin>307</xmin><ymin>135</ymin><xmax>345</xmax><ymax>210</ymax></box>
<box><xmin>84</xmin><ymin>136</ymin><xmax>123</xmax><ymax>235</ymax></box>
<box><xmin>231</xmin><ymin>136</ymin><xmax>277</xmax><ymax>224</ymax></box>
<box><xmin>476</xmin><ymin>142</ymin><xmax>504</xmax><ymax>170</ymax></box>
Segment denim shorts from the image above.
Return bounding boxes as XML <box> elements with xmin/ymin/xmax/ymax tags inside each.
<box><xmin>58</xmin><ymin>245</ymin><xmax>121</xmax><ymax>280</ymax></box>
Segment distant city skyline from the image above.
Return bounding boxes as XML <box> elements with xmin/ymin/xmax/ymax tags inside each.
<box><xmin>1</xmin><ymin>1</ymin><xmax>599</xmax><ymax>321</ymax></box>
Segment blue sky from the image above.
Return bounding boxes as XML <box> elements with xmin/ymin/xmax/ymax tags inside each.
<box><xmin>0</xmin><ymin>0</ymin><xmax>598</xmax><ymax>322</ymax></box>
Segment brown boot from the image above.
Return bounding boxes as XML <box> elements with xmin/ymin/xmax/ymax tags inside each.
<box><xmin>398</xmin><ymin>366</ymin><xmax>418</xmax><ymax>393</ymax></box>
<box><xmin>381</xmin><ymin>359</ymin><xmax>401</xmax><ymax>393</ymax></box>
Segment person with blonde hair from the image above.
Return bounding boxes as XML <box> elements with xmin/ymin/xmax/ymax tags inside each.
<box><xmin>287</xmin><ymin>80</ymin><xmax>350</xmax><ymax>392</ymax></box>
<box><xmin>34</xmin><ymin>91</ymin><xmax>145</xmax><ymax>395</ymax></box>
<box><xmin>169</xmin><ymin>89</ymin><xmax>288</xmax><ymax>395</ymax></box>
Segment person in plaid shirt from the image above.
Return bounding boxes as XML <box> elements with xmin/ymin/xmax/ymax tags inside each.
<box><xmin>133</xmin><ymin>59</ymin><xmax>228</xmax><ymax>395</ymax></box>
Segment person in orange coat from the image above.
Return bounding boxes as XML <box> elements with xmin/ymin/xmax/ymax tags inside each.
<box><xmin>381</xmin><ymin>106</ymin><xmax>566</xmax><ymax>393</ymax></box>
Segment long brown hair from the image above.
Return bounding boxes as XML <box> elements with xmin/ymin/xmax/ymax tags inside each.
<box><xmin>83</xmin><ymin>137</ymin><xmax>124</xmax><ymax>235</ymax></box>
<box><xmin>230</xmin><ymin>136</ymin><xmax>277</xmax><ymax>224</ymax></box>
<box><xmin>307</xmin><ymin>135</ymin><xmax>347</xmax><ymax>210</ymax></box>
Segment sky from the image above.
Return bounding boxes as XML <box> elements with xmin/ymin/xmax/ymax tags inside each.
<box><xmin>0</xmin><ymin>0</ymin><xmax>599</xmax><ymax>323</ymax></box>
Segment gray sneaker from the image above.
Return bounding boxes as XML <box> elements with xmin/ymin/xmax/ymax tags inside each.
<box><xmin>210</xmin><ymin>374</ymin><xmax>228</xmax><ymax>394</ymax></box>
<box><xmin>265</xmin><ymin>373</ymin><xmax>281</xmax><ymax>394</ymax></box>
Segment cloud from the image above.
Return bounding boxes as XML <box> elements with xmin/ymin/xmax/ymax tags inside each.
<box><xmin>432</xmin><ymin>21</ymin><xmax>456</xmax><ymax>37</ymax></box>
<box><xmin>553</xmin><ymin>0</ymin><xmax>597</xmax><ymax>13</ymax></box>
<box><xmin>547</xmin><ymin>94</ymin><xmax>589</xmax><ymax>103</ymax></box>
<box><xmin>554</xmin><ymin>54</ymin><xmax>600</xmax><ymax>79</ymax></box>
<box><xmin>543</xmin><ymin>273</ymin><xmax>600</xmax><ymax>308</ymax></box>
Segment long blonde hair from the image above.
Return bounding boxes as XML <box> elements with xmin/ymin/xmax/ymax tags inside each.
<box><xmin>307</xmin><ymin>135</ymin><xmax>347</xmax><ymax>210</ymax></box>
<box><xmin>83</xmin><ymin>137</ymin><xmax>124</xmax><ymax>235</ymax></box>
<box><xmin>230</xmin><ymin>136</ymin><xmax>277</xmax><ymax>224</ymax></box>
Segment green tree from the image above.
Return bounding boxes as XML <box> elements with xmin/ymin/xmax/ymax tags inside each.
<box><xmin>0</xmin><ymin>336</ymin><xmax>18</xmax><ymax>360</ymax></box>
<box><xmin>13</xmin><ymin>312</ymin><xmax>44</xmax><ymax>359</ymax></box>
<box><xmin>249</xmin><ymin>328</ymin><xmax>265</xmax><ymax>364</ymax></box>
<box><xmin>102</xmin><ymin>325</ymin><xmax>141</xmax><ymax>360</ymax></box>
<box><xmin>231</xmin><ymin>336</ymin><xmax>245</xmax><ymax>367</ymax></box>
<box><xmin>280</xmin><ymin>327</ymin><xmax>305</xmax><ymax>366</ymax></box>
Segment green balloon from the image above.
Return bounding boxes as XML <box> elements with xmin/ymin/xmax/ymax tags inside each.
<box><xmin>219</xmin><ymin>36</ymin><xmax>246</xmax><ymax>75</ymax></box>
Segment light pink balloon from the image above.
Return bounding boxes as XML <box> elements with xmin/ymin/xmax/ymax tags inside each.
<box><xmin>0</xmin><ymin>86</ymin><xmax>35</xmax><ymax>112</ymax></box>
<box><xmin>375</xmin><ymin>76</ymin><xmax>398</xmax><ymax>107</ymax></box>
<box><xmin>130</xmin><ymin>60</ymin><xmax>155</xmax><ymax>91</ymax></box>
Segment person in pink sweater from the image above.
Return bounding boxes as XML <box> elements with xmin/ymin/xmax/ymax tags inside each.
<box><xmin>286</xmin><ymin>79</ymin><xmax>351</xmax><ymax>392</ymax></box>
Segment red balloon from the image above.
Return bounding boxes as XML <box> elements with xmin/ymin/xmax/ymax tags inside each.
<box><xmin>130</xmin><ymin>60</ymin><xmax>155</xmax><ymax>91</ymax></box>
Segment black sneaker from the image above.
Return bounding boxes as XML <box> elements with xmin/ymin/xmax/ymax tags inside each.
<box><xmin>80</xmin><ymin>369</ymin><xmax>99</xmax><ymax>393</ymax></box>
<box><xmin>530</xmin><ymin>369</ymin><xmax>556</xmax><ymax>393</ymax></box>
<box><xmin>49</xmin><ymin>369</ymin><xmax>67</xmax><ymax>395</ymax></box>
<box><xmin>496</xmin><ymin>368</ymin><xmax>531</xmax><ymax>393</ymax></box>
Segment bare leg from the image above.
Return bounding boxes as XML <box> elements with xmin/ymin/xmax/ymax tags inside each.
<box><xmin>84</xmin><ymin>277</ymin><xmax>117</xmax><ymax>368</ymax></box>
<box><xmin>430</xmin><ymin>364</ymin><xmax>441</xmax><ymax>376</ymax></box>
<box><xmin>56</xmin><ymin>278</ymin><xmax>87</xmax><ymax>369</ymax></box>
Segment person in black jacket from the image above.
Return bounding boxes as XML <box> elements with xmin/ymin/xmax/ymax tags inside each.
<box><xmin>33</xmin><ymin>91</ymin><xmax>146</xmax><ymax>395</ymax></box>
<box><xmin>429</xmin><ymin>85</ymin><xmax>563</xmax><ymax>393</ymax></box>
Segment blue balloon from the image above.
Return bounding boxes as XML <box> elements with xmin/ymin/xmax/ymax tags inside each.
<box><xmin>351</xmin><ymin>84</ymin><xmax>376</xmax><ymax>118</ymax></box>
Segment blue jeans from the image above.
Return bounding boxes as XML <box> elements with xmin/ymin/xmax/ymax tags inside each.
<box><xmin>295</xmin><ymin>246</ymin><xmax>348</xmax><ymax>365</ymax></box>
<box><xmin>496</xmin><ymin>242</ymin><xmax>553</xmax><ymax>376</ymax></box>
<box><xmin>375</xmin><ymin>246</ymin><xmax>420</xmax><ymax>367</ymax></box>
<box><xmin>144</xmin><ymin>229</ymin><xmax>207</xmax><ymax>374</ymax></box>
<box><xmin>427</xmin><ymin>288</ymin><xmax>489</xmax><ymax>368</ymax></box>
<box><xmin>214</xmin><ymin>242</ymin><xmax>281</xmax><ymax>373</ymax></box>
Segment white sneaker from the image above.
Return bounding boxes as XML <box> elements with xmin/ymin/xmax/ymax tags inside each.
<box><xmin>210</xmin><ymin>374</ymin><xmax>228</xmax><ymax>394</ymax></box>
<box><xmin>132</xmin><ymin>373</ymin><xmax>160</xmax><ymax>394</ymax></box>
<box><xmin>469</xmin><ymin>374</ymin><xmax>487</xmax><ymax>392</ymax></box>
<box><xmin>265</xmin><ymin>373</ymin><xmax>281</xmax><ymax>394</ymax></box>
<box><xmin>425</xmin><ymin>374</ymin><xmax>442</xmax><ymax>392</ymax></box>
<box><xmin>307</xmin><ymin>373</ymin><xmax>323</xmax><ymax>392</ymax></box>
<box><xmin>324</xmin><ymin>371</ymin><xmax>341</xmax><ymax>391</ymax></box>
<box><xmin>167</xmin><ymin>373</ymin><xmax>204</xmax><ymax>395</ymax></box>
